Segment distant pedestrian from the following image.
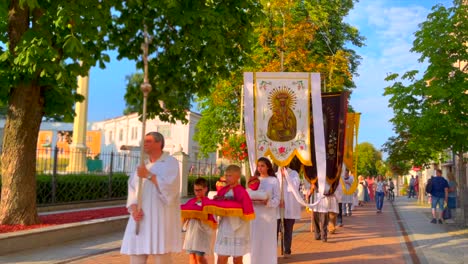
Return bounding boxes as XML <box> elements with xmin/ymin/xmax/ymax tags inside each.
<box><xmin>408</xmin><ymin>175</ymin><xmax>416</xmax><ymax>198</ymax></box>
<box><xmin>414</xmin><ymin>176</ymin><xmax>419</xmax><ymax>198</ymax></box>
<box><xmin>429</xmin><ymin>169</ymin><xmax>449</xmax><ymax>224</ymax></box>
<box><xmin>341</xmin><ymin>169</ymin><xmax>354</xmax><ymax>216</ymax></box>
<box><xmin>357</xmin><ymin>175</ymin><xmax>366</xmax><ymax>206</ymax></box>
<box><xmin>366</xmin><ymin>176</ymin><xmax>375</xmax><ymax>201</ymax></box>
<box><xmin>447</xmin><ymin>172</ymin><xmax>457</xmax><ymax>220</ymax></box>
<box><xmin>374</xmin><ymin>175</ymin><xmax>387</xmax><ymax>213</ymax></box>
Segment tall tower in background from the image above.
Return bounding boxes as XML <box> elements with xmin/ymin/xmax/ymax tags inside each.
<box><xmin>67</xmin><ymin>72</ymin><xmax>89</xmax><ymax>173</ymax></box>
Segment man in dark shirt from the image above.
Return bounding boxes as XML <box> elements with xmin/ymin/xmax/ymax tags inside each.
<box><xmin>430</xmin><ymin>169</ymin><xmax>449</xmax><ymax>224</ymax></box>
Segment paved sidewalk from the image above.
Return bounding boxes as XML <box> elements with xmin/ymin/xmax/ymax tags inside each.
<box><xmin>392</xmin><ymin>197</ymin><xmax>468</xmax><ymax>264</ymax></box>
<box><xmin>67</xmin><ymin>199</ymin><xmax>407</xmax><ymax>264</ymax></box>
<box><xmin>2</xmin><ymin>196</ymin><xmax>466</xmax><ymax>264</ymax></box>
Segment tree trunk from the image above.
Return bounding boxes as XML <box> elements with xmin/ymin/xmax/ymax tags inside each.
<box><xmin>0</xmin><ymin>82</ymin><xmax>44</xmax><ymax>225</ymax></box>
<box><xmin>456</xmin><ymin>151</ymin><xmax>467</xmax><ymax>226</ymax></box>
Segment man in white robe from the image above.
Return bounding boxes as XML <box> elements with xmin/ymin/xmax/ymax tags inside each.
<box><xmin>277</xmin><ymin>164</ymin><xmax>302</xmax><ymax>256</ymax></box>
<box><xmin>121</xmin><ymin>132</ymin><xmax>182</xmax><ymax>264</ymax></box>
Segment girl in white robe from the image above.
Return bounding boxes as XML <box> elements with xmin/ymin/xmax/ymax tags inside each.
<box><xmin>245</xmin><ymin>157</ymin><xmax>280</xmax><ymax>264</ymax></box>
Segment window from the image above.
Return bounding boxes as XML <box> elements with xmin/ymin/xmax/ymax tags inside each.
<box><xmin>157</xmin><ymin>125</ymin><xmax>171</xmax><ymax>138</ymax></box>
<box><xmin>119</xmin><ymin>129</ymin><xmax>123</xmax><ymax>141</ymax></box>
<box><xmin>131</xmin><ymin>127</ymin><xmax>138</xmax><ymax>140</ymax></box>
<box><xmin>109</xmin><ymin>131</ymin><xmax>113</xmax><ymax>142</ymax></box>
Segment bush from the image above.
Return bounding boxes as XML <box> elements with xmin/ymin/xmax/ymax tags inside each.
<box><xmin>1</xmin><ymin>173</ymin><xmax>128</xmax><ymax>205</ymax></box>
<box><xmin>400</xmin><ymin>183</ymin><xmax>408</xmax><ymax>196</ymax></box>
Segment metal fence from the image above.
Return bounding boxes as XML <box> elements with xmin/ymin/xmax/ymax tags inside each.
<box><xmin>35</xmin><ymin>147</ymin><xmax>140</xmax><ymax>176</ymax></box>
<box><xmin>1</xmin><ymin>147</ymin><xmax>223</xmax><ymax>205</ymax></box>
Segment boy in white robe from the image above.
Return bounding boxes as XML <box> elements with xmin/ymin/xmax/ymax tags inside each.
<box><xmin>213</xmin><ymin>165</ymin><xmax>254</xmax><ymax>264</ymax></box>
<box><xmin>182</xmin><ymin>177</ymin><xmax>216</xmax><ymax>264</ymax></box>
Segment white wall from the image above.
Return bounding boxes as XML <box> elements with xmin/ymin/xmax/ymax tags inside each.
<box><xmin>90</xmin><ymin>111</ymin><xmax>215</xmax><ymax>164</ymax></box>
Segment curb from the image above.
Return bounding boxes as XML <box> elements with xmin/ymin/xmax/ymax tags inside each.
<box><xmin>0</xmin><ymin>215</ymin><xmax>128</xmax><ymax>256</ymax></box>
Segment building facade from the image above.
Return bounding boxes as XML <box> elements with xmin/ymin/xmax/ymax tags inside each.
<box><xmin>91</xmin><ymin>111</ymin><xmax>216</xmax><ymax>173</ymax></box>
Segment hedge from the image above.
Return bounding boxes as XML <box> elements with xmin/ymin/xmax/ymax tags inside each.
<box><xmin>0</xmin><ymin>174</ymin><xmax>248</xmax><ymax>203</ymax></box>
<box><xmin>0</xmin><ymin>173</ymin><xmax>128</xmax><ymax>205</ymax></box>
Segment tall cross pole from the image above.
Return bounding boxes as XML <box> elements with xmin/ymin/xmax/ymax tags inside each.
<box><xmin>136</xmin><ymin>26</ymin><xmax>152</xmax><ymax>235</ymax></box>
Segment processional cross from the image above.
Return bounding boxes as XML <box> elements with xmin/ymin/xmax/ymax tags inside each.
<box><xmin>136</xmin><ymin>26</ymin><xmax>152</xmax><ymax>235</ymax></box>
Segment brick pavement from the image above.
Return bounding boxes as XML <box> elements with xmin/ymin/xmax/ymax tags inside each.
<box><xmin>70</xmin><ymin>201</ymin><xmax>407</xmax><ymax>264</ymax></box>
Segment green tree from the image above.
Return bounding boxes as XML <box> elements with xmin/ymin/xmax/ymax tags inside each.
<box><xmin>383</xmin><ymin>0</ymin><xmax>467</xmax><ymax>185</ymax></box>
<box><xmin>115</xmin><ymin>1</ymin><xmax>262</xmax><ymax>123</ymax></box>
<box><xmin>0</xmin><ymin>0</ymin><xmax>262</xmax><ymax>225</ymax></box>
<box><xmin>195</xmin><ymin>0</ymin><xmax>365</xmax><ymax>156</ymax></box>
<box><xmin>0</xmin><ymin>0</ymin><xmax>114</xmax><ymax>225</ymax></box>
<box><xmin>356</xmin><ymin>142</ymin><xmax>382</xmax><ymax>177</ymax></box>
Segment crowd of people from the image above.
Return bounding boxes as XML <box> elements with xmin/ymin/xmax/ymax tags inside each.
<box><xmin>118</xmin><ymin>131</ymin><xmax>458</xmax><ymax>264</ymax></box>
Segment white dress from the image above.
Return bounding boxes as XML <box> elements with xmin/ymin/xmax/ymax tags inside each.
<box><xmin>245</xmin><ymin>176</ymin><xmax>280</xmax><ymax>264</ymax></box>
<box><xmin>121</xmin><ymin>153</ymin><xmax>182</xmax><ymax>255</ymax></box>
<box><xmin>214</xmin><ymin>189</ymin><xmax>251</xmax><ymax>257</ymax></box>
<box><xmin>183</xmin><ymin>218</ymin><xmax>214</xmax><ymax>254</ymax></box>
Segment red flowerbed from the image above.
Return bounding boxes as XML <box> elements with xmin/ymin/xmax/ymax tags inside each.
<box><xmin>0</xmin><ymin>206</ymin><xmax>128</xmax><ymax>234</ymax></box>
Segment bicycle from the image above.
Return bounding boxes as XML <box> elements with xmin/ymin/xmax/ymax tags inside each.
<box><xmin>387</xmin><ymin>188</ymin><xmax>395</xmax><ymax>202</ymax></box>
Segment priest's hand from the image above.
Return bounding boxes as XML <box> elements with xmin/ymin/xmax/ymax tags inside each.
<box><xmin>137</xmin><ymin>165</ymin><xmax>149</xmax><ymax>178</ymax></box>
<box><xmin>132</xmin><ymin>209</ymin><xmax>144</xmax><ymax>222</ymax></box>
<box><xmin>279</xmin><ymin>200</ymin><xmax>285</xmax><ymax>208</ymax></box>
<box><xmin>280</xmin><ymin>167</ymin><xmax>286</xmax><ymax>177</ymax></box>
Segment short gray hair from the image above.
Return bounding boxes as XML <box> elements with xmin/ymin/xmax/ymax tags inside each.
<box><xmin>146</xmin><ymin>131</ymin><xmax>165</xmax><ymax>149</ymax></box>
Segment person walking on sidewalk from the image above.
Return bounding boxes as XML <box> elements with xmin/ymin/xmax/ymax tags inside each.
<box><xmin>408</xmin><ymin>175</ymin><xmax>416</xmax><ymax>198</ymax></box>
<box><xmin>429</xmin><ymin>169</ymin><xmax>449</xmax><ymax>224</ymax></box>
<box><xmin>374</xmin><ymin>175</ymin><xmax>387</xmax><ymax>213</ymax></box>
<box><xmin>121</xmin><ymin>132</ymin><xmax>182</xmax><ymax>264</ymax></box>
<box><xmin>447</xmin><ymin>172</ymin><xmax>457</xmax><ymax>220</ymax></box>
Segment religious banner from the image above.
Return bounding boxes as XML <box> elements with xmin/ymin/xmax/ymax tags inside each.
<box><xmin>303</xmin><ymin>92</ymin><xmax>348</xmax><ymax>194</ymax></box>
<box><xmin>341</xmin><ymin>112</ymin><xmax>361</xmax><ymax>195</ymax></box>
<box><xmin>244</xmin><ymin>72</ymin><xmax>326</xmax><ymax>193</ymax></box>
<box><xmin>343</xmin><ymin>112</ymin><xmax>360</xmax><ymax>176</ymax></box>
<box><xmin>343</xmin><ymin>113</ymin><xmax>355</xmax><ymax>171</ymax></box>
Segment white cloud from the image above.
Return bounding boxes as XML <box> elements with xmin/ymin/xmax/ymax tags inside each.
<box><xmin>346</xmin><ymin>0</ymin><xmax>439</xmax><ymax>151</ymax></box>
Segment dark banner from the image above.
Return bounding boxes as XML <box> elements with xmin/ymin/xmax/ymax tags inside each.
<box><xmin>304</xmin><ymin>91</ymin><xmax>348</xmax><ymax>194</ymax></box>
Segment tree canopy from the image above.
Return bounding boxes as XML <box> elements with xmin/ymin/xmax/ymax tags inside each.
<box><xmin>195</xmin><ymin>0</ymin><xmax>365</xmax><ymax>157</ymax></box>
<box><xmin>355</xmin><ymin>142</ymin><xmax>383</xmax><ymax>177</ymax></box>
<box><xmin>383</xmin><ymin>0</ymin><xmax>467</xmax><ymax>168</ymax></box>
<box><xmin>0</xmin><ymin>0</ymin><xmax>263</xmax><ymax>225</ymax></box>
<box><xmin>115</xmin><ymin>0</ymin><xmax>262</xmax><ymax>123</ymax></box>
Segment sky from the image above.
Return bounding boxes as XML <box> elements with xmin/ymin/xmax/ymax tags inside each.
<box><xmin>87</xmin><ymin>0</ymin><xmax>453</xmax><ymax>153</ymax></box>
